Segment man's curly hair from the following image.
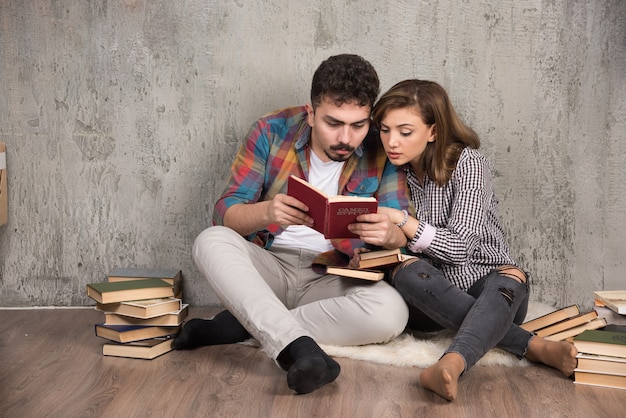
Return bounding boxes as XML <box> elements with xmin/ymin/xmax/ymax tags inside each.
<box><xmin>310</xmin><ymin>54</ymin><xmax>380</xmax><ymax>110</ymax></box>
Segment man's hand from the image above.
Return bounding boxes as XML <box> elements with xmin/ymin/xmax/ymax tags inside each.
<box><xmin>266</xmin><ymin>194</ymin><xmax>314</xmax><ymax>228</ymax></box>
<box><xmin>223</xmin><ymin>194</ymin><xmax>313</xmax><ymax>236</ymax></box>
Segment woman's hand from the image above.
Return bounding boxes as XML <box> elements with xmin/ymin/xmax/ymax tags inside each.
<box><xmin>348</xmin><ymin>209</ymin><xmax>407</xmax><ymax>249</ymax></box>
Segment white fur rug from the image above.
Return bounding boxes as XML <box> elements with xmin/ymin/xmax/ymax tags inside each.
<box><xmin>318</xmin><ymin>301</ymin><xmax>555</xmax><ymax>368</ymax></box>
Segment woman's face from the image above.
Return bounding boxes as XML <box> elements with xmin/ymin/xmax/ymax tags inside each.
<box><xmin>379</xmin><ymin>107</ymin><xmax>436</xmax><ymax>167</ymax></box>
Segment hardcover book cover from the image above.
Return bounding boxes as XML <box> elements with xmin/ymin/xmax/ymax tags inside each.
<box><xmin>95</xmin><ymin>323</ymin><xmax>181</xmax><ymax>343</ymax></box>
<box><xmin>287</xmin><ymin>175</ymin><xmax>377</xmax><ymax>239</ymax></box>
<box><xmin>325</xmin><ymin>266</ymin><xmax>385</xmax><ymax>281</ymax></box>
<box><xmin>108</xmin><ymin>268</ymin><xmax>182</xmax><ymax>284</ymax></box>
<box><xmin>594</xmin><ymin>290</ymin><xmax>626</xmax><ymax>315</ymax></box>
<box><xmin>520</xmin><ymin>304</ymin><xmax>580</xmax><ymax>333</ymax></box>
<box><xmin>96</xmin><ymin>297</ymin><xmax>182</xmax><ymax>319</ymax></box>
<box><xmin>573</xmin><ymin>329</ymin><xmax>626</xmax><ymax>358</ymax></box>
<box><xmin>543</xmin><ymin>317</ymin><xmax>607</xmax><ymax>341</ymax></box>
<box><xmin>103</xmin><ymin>304</ymin><xmax>189</xmax><ymax>326</ymax></box>
<box><xmin>534</xmin><ymin>310</ymin><xmax>599</xmax><ymax>338</ymax></box>
<box><xmin>358</xmin><ymin>248</ymin><xmax>416</xmax><ymax>269</ymax></box>
<box><xmin>102</xmin><ymin>337</ymin><xmax>174</xmax><ymax>359</ymax></box>
<box><xmin>86</xmin><ymin>279</ymin><xmax>174</xmax><ymax>304</ymax></box>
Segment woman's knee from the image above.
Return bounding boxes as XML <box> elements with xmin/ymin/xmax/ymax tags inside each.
<box><xmin>391</xmin><ymin>259</ymin><xmax>440</xmax><ymax>293</ymax></box>
<box><xmin>496</xmin><ymin>265</ymin><xmax>527</xmax><ymax>284</ymax></box>
<box><xmin>488</xmin><ymin>267</ymin><xmax>529</xmax><ymax>309</ymax></box>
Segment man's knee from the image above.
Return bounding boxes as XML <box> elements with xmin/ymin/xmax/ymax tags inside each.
<box><xmin>193</xmin><ymin>225</ymin><xmax>236</xmax><ymax>257</ymax></box>
<box><xmin>362</xmin><ymin>285</ymin><xmax>409</xmax><ymax>342</ymax></box>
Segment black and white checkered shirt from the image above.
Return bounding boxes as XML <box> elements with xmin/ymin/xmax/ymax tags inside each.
<box><xmin>405</xmin><ymin>147</ymin><xmax>519</xmax><ymax>291</ymax></box>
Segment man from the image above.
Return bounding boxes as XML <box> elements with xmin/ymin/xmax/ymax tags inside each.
<box><xmin>174</xmin><ymin>54</ymin><xmax>410</xmax><ymax>394</ymax></box>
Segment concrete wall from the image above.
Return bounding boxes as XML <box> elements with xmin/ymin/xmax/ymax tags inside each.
<box><xmin>0</xmin><ymin>0</ymin><xmax>624</xmax><ymax>308</ymax></box>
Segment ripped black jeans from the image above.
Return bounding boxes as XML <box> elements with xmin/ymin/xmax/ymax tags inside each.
<box><xmin>392</xmin><ymin>259</ymin><xmax>532</xmax><ymax>372</ymax></box>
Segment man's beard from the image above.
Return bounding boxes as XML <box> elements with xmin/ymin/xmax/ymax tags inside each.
<box><xmin>325</xmin><ymin>144</ymin><xmax>355</xmax><ymax>162</ymax></box>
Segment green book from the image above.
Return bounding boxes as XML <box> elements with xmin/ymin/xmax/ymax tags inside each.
<box><xmin>108</xmin><ymin>268</ymin><xmax>181</xmax><ymax>282</ymax></box>
<box><xmin>107</xmin><ymin>268</ymin><xmax>183</xmax><ymax>296</ymax></box>
<box><xmin>86</xmin><ymin>278</ymin><xmax>174</xmax><ymax>304</ymax></box>
<box><xmin>573</xmin><ymin>329</ymin><xmax>626</xmax><ymax>358</ymax></box>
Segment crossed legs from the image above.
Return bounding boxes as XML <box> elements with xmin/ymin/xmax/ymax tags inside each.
<box><xmin>178</xmin><ymin>226</ymin><xmax>408</xmax><ymax>394</ymax></box>
<box><xmin>393</xmin><ymin>260</ymin><xmax>577</xmax><ymax>401</ymax></box>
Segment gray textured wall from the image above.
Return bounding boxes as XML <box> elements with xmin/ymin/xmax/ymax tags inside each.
<box><xmin>0</xmin><ymin>0</ymin><xmax>624</xmax><ymax>308</ymax></box>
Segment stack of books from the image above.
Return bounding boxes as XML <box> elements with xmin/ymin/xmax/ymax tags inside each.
<box><xmin>573</xmin><ymin>327</ymin><xmax>626</xmax><ymax>390</ymax></box>
<box><xmin>568</xmin><ymin>290</ymin><xmax>626</xmax><ymax>390</ymax></box>
<box><xmin>520</xmin><ymin>304</ymin><xmax>607</xmax><ymax>341</ymax></box>
<box><xmin>86</xmin><ymin>268</ymin><xmax>188</xmax><ymax>359</ymax></box>
<box><xmin>326</xmin><ymin>248</ymin><xmax>417</xmax><ymax>281</ymax></box>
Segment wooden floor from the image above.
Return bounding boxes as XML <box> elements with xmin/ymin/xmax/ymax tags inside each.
<box><xmin>2</xmin><ymin>307</ymin><xmax>624</xmax><ymax>418</ymax></box>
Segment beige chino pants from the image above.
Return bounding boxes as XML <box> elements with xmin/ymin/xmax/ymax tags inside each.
<box><xmin>192</xmin><ymin>226</ymin><xmax>409</xmax><ymax>361</ymax></box>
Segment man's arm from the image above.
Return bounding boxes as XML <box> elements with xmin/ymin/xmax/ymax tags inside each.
<box><xmin>223</xmin><ymin>194</ymin><xmax>313</xmax><ymax>237</ymax></box>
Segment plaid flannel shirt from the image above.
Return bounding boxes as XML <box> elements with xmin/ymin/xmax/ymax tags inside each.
<box><xmin>212</xmin><ymin>106</ymin><xmax>410</xmax><ymax>268</ymax></box>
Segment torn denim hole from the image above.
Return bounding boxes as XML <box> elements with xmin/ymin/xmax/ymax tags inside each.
<box><xmin>499</xmin><ymin>287</ymin><xmax>515</xmax><ymax>307</ymax></box>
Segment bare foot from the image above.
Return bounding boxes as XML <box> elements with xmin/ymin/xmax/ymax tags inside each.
<box><xmin>525</xmin><ymin>336</ymin><xmax>578</xmax><ymax>376</ymax></box>
<box><xmin>419</xmin><ymin>353</ymin><xmax>465</xmax><ymax>401</ymax></box>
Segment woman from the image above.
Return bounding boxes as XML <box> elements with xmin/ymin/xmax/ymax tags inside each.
<box><xmin>351</xmin><ymin>80</ymin><xmax>577</xmax><ymax>401</ymax></box>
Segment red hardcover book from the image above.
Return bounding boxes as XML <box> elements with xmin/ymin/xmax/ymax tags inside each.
<box><xmin>287</xmin><ymin>175</ymin><xmax>378</xmax><ymax>239</ymax></box>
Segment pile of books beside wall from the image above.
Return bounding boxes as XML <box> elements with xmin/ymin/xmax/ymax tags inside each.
<box><xmin>520</xmin><ymin>290</ymin><xmax>626</xmax><ymax>390</ymax></box>
<box><xmin>571</xmin><ymin>290</ymin><xmax>626</xmax><ymax>390</ymax></box>
<box><xmin>86</xmin><ymin>268</ymin><xmax>187</xmax><ymax>360</ymax></box>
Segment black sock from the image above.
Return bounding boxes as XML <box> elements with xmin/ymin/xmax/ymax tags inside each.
<box><xmin>172</xmin><ymin>310</ymin><xmax>251</xmax><ymax>350</ymax></box>
<box><xmin>277</xmin><ymin>336</ymin><xmax>340</xmax><ymax>394</ymax></box>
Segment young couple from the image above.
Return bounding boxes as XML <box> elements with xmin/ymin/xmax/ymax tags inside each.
<box><xmin>174</xmin><ymin>54</ymin><xmax>577</xmax><ymax>400</ymax></box>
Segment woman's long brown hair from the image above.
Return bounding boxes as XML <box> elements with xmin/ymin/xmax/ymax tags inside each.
<box><xmin>372</xmin><ymin>80</ymin><xmax>479</xmax><ymax>186</ymax></box>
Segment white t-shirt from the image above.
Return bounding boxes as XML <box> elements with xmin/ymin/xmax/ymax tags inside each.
<box><xmin>272</xmin><ymin>152</ymin><xmax>345</xmax><ymax>252</ymax></box>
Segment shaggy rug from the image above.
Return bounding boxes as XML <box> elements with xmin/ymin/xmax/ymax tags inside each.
<box><xmin>318</xmin><ymin>301</ymin><xmax>556</xmax><ymax>368</ymax></box>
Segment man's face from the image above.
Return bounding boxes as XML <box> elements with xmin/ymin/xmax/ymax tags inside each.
<box><xmin>306</xmin><ymin>98</ymin><xmax>371</xmax><ymax>162</ymax></box>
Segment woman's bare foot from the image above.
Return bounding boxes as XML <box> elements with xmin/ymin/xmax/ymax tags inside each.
<box><xmin>525</xmin><ymin>336</ymin><xmax>578</xmax><ymax>376</ymax></box>
<box><xmin>419</xmin><ymin>352</ymin><xmax>465</xmax><ymax>401</ymax></box>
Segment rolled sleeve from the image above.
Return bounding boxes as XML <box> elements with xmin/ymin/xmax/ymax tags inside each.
<box><xmin>407</xmin><ymin>221</ymin><xmax>436</xmax><ymax>253</ymax></box>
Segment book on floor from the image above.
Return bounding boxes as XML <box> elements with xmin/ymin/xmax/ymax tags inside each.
<box><xmin>95</xmin><ymin>323</ymin><xmax>181</xmax><ymax>343</ymax></box>
<box><xmin>102</xmin><ymin>337</ymin><xmax>174</xmax><ymax>359</ymax></box>
<box><xmin>534</xmin><ymin>310</ymin><xmax>599</xmax><ymax>338</ymax></box>
<box><xmin>103</xmin><ymin>304</ymin><xmax>189</xmax><ymax>326</ymax></box>
<box><xmin>358</xmin><ymin>248</ymin><xmax>417</xmax><ymax>269</ymax></box>
<box><xmin>325</xmin><ymin>266</ymin><xmax>385</xmax><ymax>281</ymax></box>
<box><xmin>593</xmin><ymin>290</ymin><xmax>626</xmax><ymax>315</ymax></box>
<box><xmin>573</xmin><ymin>370</ymin><xmax>626</xmax><ymax>390</ymax></box>
<box><xmin>108</xmin><ymin>268</ymin><xmax>183</xmax><ymax>297</ymax></box>
<box><xmin>86</xmin><ymin>278</ymin><xmax>175</xmax><ymax>304</ymax></box>
<box><xmin>96</xmin><ymin>297</ymin><xmax>182</xmax><ymax>319</ymax></box>
<box><xmin>543</xmin><ymin>317</ymin><xmax>607</xmax><ymax>341</ymax></box>
<box><xmin>520</xmin><ymin>304</ymin><xmax>580</xmax><ymax>333</ymax></box>
<box><xmin>573</xmin><ymin>329</ymin><xmax>626</xmax><ymax>358</ymax></box>
<box><xmin>287</xmin><ymin>175</ymin><xmax>378</xmax><ymax>239</ymax></box>
<box><xmin>575</xmin><ymin>353</ymin><xmax>626</xmax><ymax>376</ymax></box>
<box><xmin>594</xmin><ymin>305</ymin><xmax>626</xmax><ymax>326</ymax></box>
